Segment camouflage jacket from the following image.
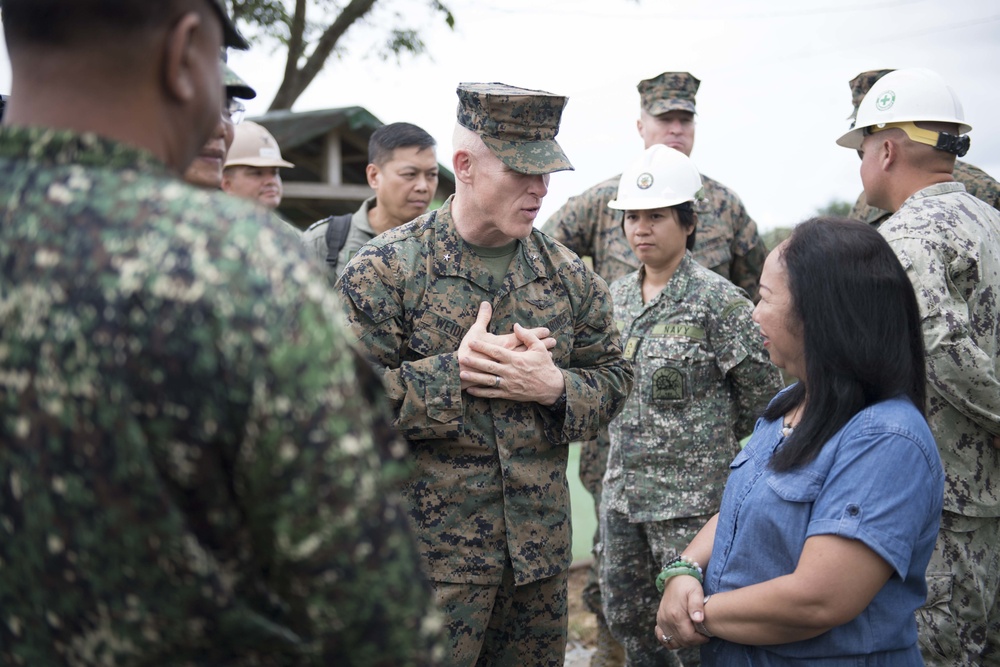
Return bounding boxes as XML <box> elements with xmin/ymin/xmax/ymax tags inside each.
<box><xmin>0</xmin><ymin>127</ymin><xmax>442</xmax><ymax>666</ymax></box>
<box><xmin>604</xmin><ymin>255</ymin><xmax>781</xmax><ymax>522</ymax></box>
<box><xmin>878</xmin><ymin>182</ymin><xmax>1000</xmax><ymax>517</ymax></box>
<box><xmin>852</xmin><ymin>159</ymin><xmax>1000</xmax><ymax>226</ymax></box>
<box><xmin>336</xmin><ymin>195</ymin><xmax>633</xmax><ymax>586</ymax></box>
<box><xmin>540</xmin><ymin>172</ymin><xmax>767</xmax><ymax>300</ymax></box>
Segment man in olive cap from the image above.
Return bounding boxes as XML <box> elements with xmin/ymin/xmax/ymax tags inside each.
<box><xmin>0</xmin><ymin>0</ymin><xmax>442</xmax><ymax>663</ymax></box>
<box><xmin>845</xmin><ymin>68</ymin><xmax>1000</xmax><ymax>226</ymax></box>
<box><xmin>337</xmin><ymin>82</ymin><xmax>633</xmax><ymax>667</ymax></box>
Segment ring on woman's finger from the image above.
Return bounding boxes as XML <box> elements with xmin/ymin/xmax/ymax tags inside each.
<box><xmin>493</xmin><ymin>375</ymin><xmax>501</xmax><ymax>388</ymax></box>
<box><xmin>662</xmin><ymin>634</ymin><xmax>672</xmax><ymax>644</ymax></box>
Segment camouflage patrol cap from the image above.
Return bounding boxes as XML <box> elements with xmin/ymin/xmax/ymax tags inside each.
<box><xmin>638</xmin><ymin>72</ymin><xmax>700</xmax><ymax>115</ymax></box>
<box><xmin>223</xmin><ymin>63</ymin><xmax>256</xmax><ymax>100</ymax></box>
<box><xmin>456</xmin><ymin>82</ymin><xmax>574</xmax><ymax>175</ymax></box>
<box><xmin>205</xmin><ymin>0</ymin><xmax>250</xmax><ymax>50</ymax></box>
<box><xmin>847</xmin><ymin>69</ymin><xmax>895</xmax><ymax>120</ymax></box>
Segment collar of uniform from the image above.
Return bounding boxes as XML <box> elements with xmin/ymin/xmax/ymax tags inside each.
<box><xmin>904</xmin><ymin>181</ymin><xmax>967</xmax><ymax>207</ymax></box>
<box><xmin>0</xmin><ymin>126</ymin><xmax>171</xmax><ymax>176</ymax></box>
<box><xmin>636</xmin><ymin>252</ymin><xmax>694</xmax><ymax>304</ymax></box>
<box><xmin>431</xmin><ymin>194</ymin><xmax>549</xmax><ymax>290</ymax></box>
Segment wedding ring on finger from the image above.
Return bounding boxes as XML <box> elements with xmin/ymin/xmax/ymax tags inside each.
<box><xmin>493</xmin><ymin>375</ymin><xmax>501</xmax><ymax>388</ymax></box>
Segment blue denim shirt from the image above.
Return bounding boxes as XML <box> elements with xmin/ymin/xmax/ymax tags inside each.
<box><xmin>703</xmin><ymin>390</ymin><xmax>944</xmax><ymax>665</ymax></box>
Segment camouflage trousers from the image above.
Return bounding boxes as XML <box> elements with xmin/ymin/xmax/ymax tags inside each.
<box><xmin>918</xmin><ymin>511</ymin><xmax>1000</xmax><ymax>666</ymax></box>
<box><xmin>431</xmin><ymin>567</ymin><xmax>568</xmax><ymax>667</ymax></box>
<box><xmin>600</xmin><ymin>507</ymin><xmax>710</xmax><ymax>667</ymax></box>
<box><xmin>579</xmin><ymin>429</ymin><xmax>611</xmax><ymax>618</ymax></box>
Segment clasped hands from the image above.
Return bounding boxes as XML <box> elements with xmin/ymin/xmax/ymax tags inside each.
<box><xmin>655</xmin><ymin>575</ymin><xmax>712</xmax><ymax>650</ymax></box>
<box><xmin>458</xmin><ymin>301</ymin><xmax>564</xmax><ymax>405</ymax></box>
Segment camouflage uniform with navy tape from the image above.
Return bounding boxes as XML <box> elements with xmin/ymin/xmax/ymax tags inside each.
<box><xmin>0</xmin><ymin>126</ymin><xmax>443</xmax><ymax>666</ymax></box>
<box><xmin>877</xmin><ymin>182</ymin><xmax>1000</xmax><ymax>665</ymax></box>
<box><xmin>540</xmin><ymin>76</ymin><xmax>766</xmax><ymax>659</ymax></box>
<box><xmin>599</xmin><ymin>254</ymin><xmax>780</xmax><ymax>666</ymax></box>
<box><xmin>337</xmin><ymin>83</ymin><xmax>633</xmax><ymax>667</ymax></box>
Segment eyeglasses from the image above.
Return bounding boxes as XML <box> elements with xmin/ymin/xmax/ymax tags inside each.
<box><xmin>222</xmin><ymin>98</ymin><xmax>245</xmax><ymax>125</ymax></box>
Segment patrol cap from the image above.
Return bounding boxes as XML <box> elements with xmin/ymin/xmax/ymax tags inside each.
<box><xmin>638</xmin><ymin>72</ymin><xmax>700</xmax><ymax>115</ymax></box>
<box><xmin>847</xmin><ymin>69</ymin><xmax>895</xmax><ymax>121</ymax></box>
<box><xmin>205</xmin><ymin>0</ymin><xmax>250</xmax><ymax>50</ymax></box>
<box><xmin>224</xmin><ymin>120</ymin><xmax>295</xmax><ymax>168</ymax></box>
<box><xmin>224</xmin><ymin>63</ymin><xmax>256</xmax><ymax>100</ymax></box>
<box><xmin>456</xmin><ymin>82</ymin><xmax>573</xmax><ymax>175</ymax></box>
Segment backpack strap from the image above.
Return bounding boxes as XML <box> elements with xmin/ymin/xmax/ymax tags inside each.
<box><xmin>322</xmin><ymin>213</ymin><xmax>354</xmax><ymax>268</ymax></box>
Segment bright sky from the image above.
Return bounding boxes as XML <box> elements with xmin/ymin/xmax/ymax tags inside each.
<box><xmin>2</xmin><ymin>0</ymin><xmax>997</xmax><ymax>232</ymax></box>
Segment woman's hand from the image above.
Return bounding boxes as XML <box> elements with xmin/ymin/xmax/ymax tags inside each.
<box><xmin>654</xmin><ymin>575</ymin><xmax>712</xmax><ymax>650</ymax></box>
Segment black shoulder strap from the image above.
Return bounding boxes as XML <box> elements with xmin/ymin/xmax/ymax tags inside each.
<box><xmin>323</xmin><ymin>213</ymin><xmax>354</xmax><ymax>268</ymax></box>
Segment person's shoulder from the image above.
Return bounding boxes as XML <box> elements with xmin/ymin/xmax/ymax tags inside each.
<box><xmin>688</xmin><ymin>258</ymin><xmax>752</xmax><ymax>301</ymax></box>
<box><xmin>854</xmin><ymin>397</ymin><xmax>938</xmax><ymax>458</ymax></box>
<box><xmin>698</xmin><ymin>173</ymin><xmax>740</xmax><ymax>199</ymax></box>
<box><xmin>528</xmin><ymin>228</ymin><xmax>591</xmax><ymax>268</ymax></box>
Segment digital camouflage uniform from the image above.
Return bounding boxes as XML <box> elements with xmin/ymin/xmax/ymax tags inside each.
<box><xmin>337</xmin><ymin>84</ymin><xmax>633</xmax><ymax>667</ymax></box>
<box><xmin>877</xmin><ymin>182</ymin><xmax>1000</xmax><ymax>666</ymax></box>
<box><xmin>851</xmin><ymin>159</ymin><xmax>1000</xmax><ymax>226</ymax></box>
<box><xmin>599</xmin><ymin>255</ymin><xmax>781</xmax><ymax>667</ymax></box>
<box><xmin>0</xmin><ymin>126</ymin><xmax>443</xmax><ymax>667</ymax></box>
<box><xmin>539</xmin><ymin>74</ymin><xmax>766</xmax><ymax>658</ymax></box>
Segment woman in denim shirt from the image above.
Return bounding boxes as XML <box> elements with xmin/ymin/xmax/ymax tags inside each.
<box><xmin>654</xmin><ymin>218</ymin><xmax>944</xmax><ymax>665</ymax></box>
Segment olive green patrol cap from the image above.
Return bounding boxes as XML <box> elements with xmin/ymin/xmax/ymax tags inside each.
<box><xmin>206</xmin><ymin>0</ymin><xmax>250</xmax><ymax>50</ymax></box>
<box><xmin>847</xmin><ymin>69</ymin><xmax>895</xmax><ymax>121</ymax></box>
<box><xmin>638</xmin><ymin>72</ymin><xmax>700</xmax><ymax>115</ymax></box>
<box><xmin>223</xmin><ymin>63</ymin><xmax>256</xmax><ymax>100</ymax></box>
<box><xmin>456</xmin><ymin>82</ymin><xmax>574</xmax><ymax>175</ymax></box>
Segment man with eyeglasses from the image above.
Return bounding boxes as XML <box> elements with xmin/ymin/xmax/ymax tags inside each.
<box><xmin>183</xmin><ymin>60</ymin><xmax>254</xmax><ymax>190</ymax></box>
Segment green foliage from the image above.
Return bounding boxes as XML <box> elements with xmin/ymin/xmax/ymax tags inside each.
<box><xmin>761</xmin><ymin>227</ymin><xmax>793</xmax><ymax>254</ymax></box>
<box><xmin>815</xmin><ymin>198</ymin><xmax>852</xmax><ymax>217</ymax></box>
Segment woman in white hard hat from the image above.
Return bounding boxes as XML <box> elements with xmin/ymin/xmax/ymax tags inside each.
<box><xmin>599</xmin><ymin>144</ymin><xmax>781</xmax><ymax>665</ymax></box>
<box><xmin>656</xmin><ymin>218</ymin><xmax>944</xmax><ymax>666</ymax></box>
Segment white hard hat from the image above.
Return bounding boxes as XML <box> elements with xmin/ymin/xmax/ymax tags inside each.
<box><xmin>608</xmin><ymin>145</ymin><xmax>702</xmax><ymax>211</ymax></box>
<box><xmin>837</xmin><ymin>67</ymin><xmax>971</xmax><ymax>151</ymax></box>
<box><xmin>225</xmin><ymin>120</ymin><xmax>295</xmax><ymax>169</ymax></box>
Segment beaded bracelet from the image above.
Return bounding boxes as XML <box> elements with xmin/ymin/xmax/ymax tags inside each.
<box><xmin>654</xmin><ymin>554</ymin><xmax>704</xmax><ymax>593</ymax></box>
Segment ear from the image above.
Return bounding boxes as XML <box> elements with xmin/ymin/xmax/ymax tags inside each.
<box><xmin>636</xmin><ymin>118</ymin><xmax>644</xmax><ymax>137</ymax></box>
<box><xmin>879</xmin><ymin>137</ymin><xmax>899</xmax><ymax>171</ymax></box>
<box><xmin>366</xmin><ymin>163</ymin><xmax>380</xmax><ymax>189</ymax></box>
<box><xmin>453</xmin><ymin>149</ymin><xmax>474</xmax><ymax>184</ymax></box>
<box><xmin>162</xmin><ymin>11</ymin><xmax>203</xmax><ymax>104</ymax></box>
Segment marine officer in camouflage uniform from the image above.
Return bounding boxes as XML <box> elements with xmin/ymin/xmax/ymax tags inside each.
<box><xmin>303</xmin><ymin>121</ymin><xmax>440</xmax><ymax>278</ymax></box>
<box><xmin>845</xmin><ymin>68</ymin><xmax>1000</xmax><ymax>227</ymax></box>
<box><xmin>337</xmin><ymin>82</ymin><xmax>634</xmax><ymax>667</ymax></box>
<box><xmin>600</xmin><ymin>146</ymin><xmax>780</xmax><ymax>667</ymax></box>
<box><xmin>542</xmin><ymin>71</ymin><xmax>767</xmax><ymax>666</ymax></box>
<box><xmin>838</xmin><ymin>66</ymin><xmax>1000</xmax><ymax>666</ymax></box>
<box><xmin>0</xmin><ymin>0</ymin><xmax>442</xmax><ymax>664</ymax></box>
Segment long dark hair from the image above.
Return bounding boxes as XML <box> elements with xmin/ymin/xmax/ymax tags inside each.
<box><xmin>765</xmin><ymin>217</ymin><xmax>926</xmax><ymax>471</ymax></box>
